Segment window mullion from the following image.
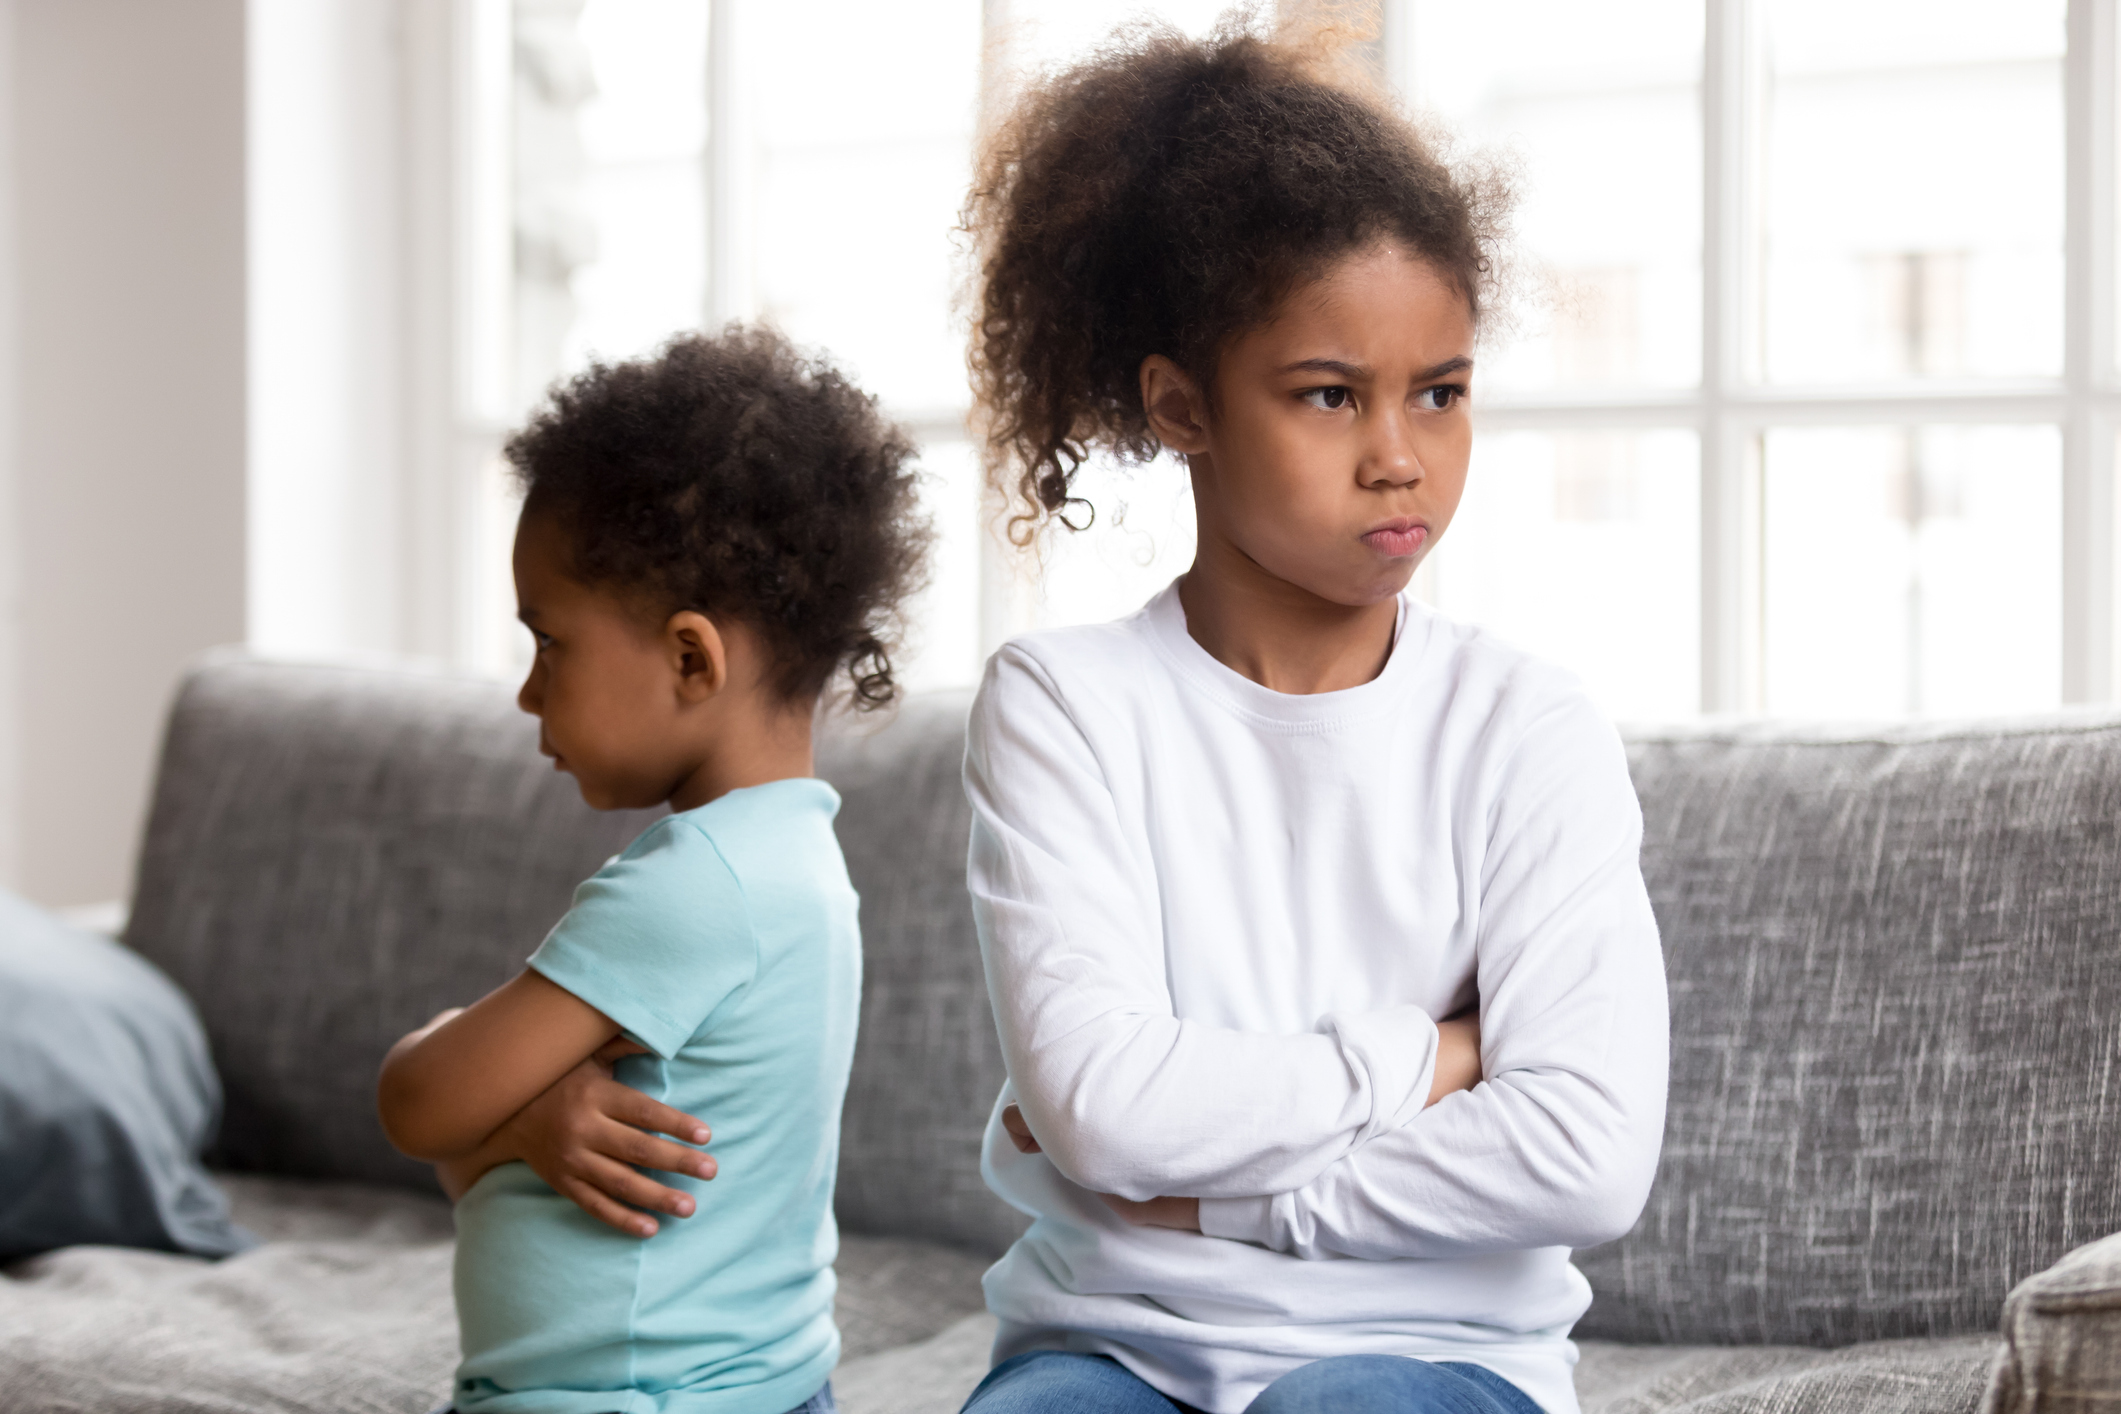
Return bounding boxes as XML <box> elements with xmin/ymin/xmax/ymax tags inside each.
<box><xmin>1701</xmin><ymin>0</ymin><xmax>1756</xmax><ymax>713</ymax></box>
<box><xmin>2064</xmin><ymin>0</ymin><xmax>2116</xmax><ymax>703</ymax></box>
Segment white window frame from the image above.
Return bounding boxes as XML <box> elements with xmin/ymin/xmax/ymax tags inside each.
<box><xmin>1387</xmin><ymin>0</ymin><xmax>2119</xmax><ymax>713</ymax></box>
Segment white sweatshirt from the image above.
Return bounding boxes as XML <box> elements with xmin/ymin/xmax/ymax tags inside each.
<box><xmin>964</xmin><ymin>583</ymin><xmax>1668</xmax><ymax>1414</ymax></box>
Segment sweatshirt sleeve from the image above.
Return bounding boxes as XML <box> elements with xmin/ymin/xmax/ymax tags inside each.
<box><xmin>966</xmin><ymin>644</ymin><xmax>1442</xmax><ymax>1202</ymax></box>
<box><xmin>1196</xmin><ymin>688</ymin><xmax>1669</xmax><ymax>1259</ymax></box>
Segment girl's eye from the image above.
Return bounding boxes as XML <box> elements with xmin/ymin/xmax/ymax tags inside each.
<box><xmin>1418</xmin><ymin>384</ymin><xmax>1467</xmax><ymax>412</ymax></box>
<box><xmin>1300</xmin><ymin>386</ymin><xmax>1353</xmax><ymax>411</ymax></box>
<box><xmin>531</xmin><ymin>630</ymin><xmax>555</xmax><ymax>651</ymax></box>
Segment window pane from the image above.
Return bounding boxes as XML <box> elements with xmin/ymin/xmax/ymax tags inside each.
<box><xmin>749</xmin><ymin>0</ymin><xmax>983</xmax><ymax>413</ymax></box>
<box><xmin>1409</xmin><ymin>0</ymin><xmax>1702</xmax><ymax>393</ymax></box>
<box><xmin>1762</xmin><ymin>425</ymin><xmax>2061</xmax><ymax>716</ymax></box>
<box><xmin>1758</xmin><ymin>1</ymin><xmax>2065</xmax><ymax>383</ymax></box>
<box><xmin>1427</xmin><ymin>429</ymin><xmax>1701</xmax><ymax>719</ymax></box>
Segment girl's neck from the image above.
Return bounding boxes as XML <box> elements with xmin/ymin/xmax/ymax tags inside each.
<box><xmin>1175</xmin><ymin>539</ymin><xmax>1400</xmax><ymax>696</ymax></box>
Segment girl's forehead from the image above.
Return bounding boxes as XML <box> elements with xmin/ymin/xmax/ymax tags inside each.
<box><xmin>1253</xmin><ymin>250</ymin><xmax>1475</xmax><ymax>360</ymax></box>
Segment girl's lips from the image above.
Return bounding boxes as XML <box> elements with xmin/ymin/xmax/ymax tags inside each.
<box><xmin>1362</xmin><ymin>521</ymin><xmax>1428</xmax><ymax>557</ymax></box>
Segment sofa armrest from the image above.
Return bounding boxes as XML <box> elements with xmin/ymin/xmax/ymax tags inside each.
<box><xmin>1984</xmin><ymin>1230</ymin><xmax>2121</xmax><ymax>1414</ymax></box>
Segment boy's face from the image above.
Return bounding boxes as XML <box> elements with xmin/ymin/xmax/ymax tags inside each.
<box><xmin>512</xmin><ymin>511</ymin><xmax>704</xmax><ymax>811</ymax></box>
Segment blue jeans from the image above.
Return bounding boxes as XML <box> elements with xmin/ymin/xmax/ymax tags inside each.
<box><xmin>959</xmin><ymin>1352</ymin><xmax>1544</xmax><ymax>1414</ymax></box>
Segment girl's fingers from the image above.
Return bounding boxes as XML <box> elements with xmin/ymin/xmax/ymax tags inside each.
<box><xmin>606</xmin><ymin>1121</ymin><xmax>717</xmax><ymax>1181</ymax></box>
<box><xmin>1001</xmin><ymin>1104</ymin><xmax>1042</xmax><ymax>1153</ymax></box>
<box><xmin>612</xmin><ymin>1090</ymin><xmax>712</xmax><ymax>1146</ymax></box>
<box><xmin>579</xmin><ymin>1152</ymin><xmax>698</xmax><ymax>1219</ymax></box>
<box><xmin>558</xmin><ymin>1174</ymin><xmax>661</xmax><ymax>1238</ymax></box>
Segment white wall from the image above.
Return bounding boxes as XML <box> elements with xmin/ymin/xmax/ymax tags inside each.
<box><xmin>248</xmin><ymin>0</ymin><xmax>407</xmax><ymax>661</ymax></box>
<box><xmin>1</xmin><ymin>0</ymin><xmax>249</xmax><ymax>907</ymax></box>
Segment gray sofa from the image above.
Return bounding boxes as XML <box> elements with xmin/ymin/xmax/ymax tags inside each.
<box><xmin>1</xmin><ymin>655</ymin><xmax>2116</xmax><ymax>1414</ymax></box>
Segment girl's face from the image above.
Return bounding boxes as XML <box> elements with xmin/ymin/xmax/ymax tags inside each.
<box><xmin>1153</xmin><ymin>244</ymin><xmax>1476</xmax><ymax>610</ymax></box>
<box><xmin>512</xmin><ymin>511</ymin><xmax>707</xmax><ymax>811</ymax></box>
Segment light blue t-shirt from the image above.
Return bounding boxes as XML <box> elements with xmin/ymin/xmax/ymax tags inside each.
<box><xmin>452</xmin><ymin>778</ymin><xmax>861</xmax><ymax>1414</ymax></box>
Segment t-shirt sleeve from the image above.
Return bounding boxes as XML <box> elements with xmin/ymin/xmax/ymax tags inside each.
<box><xmin>526</xmin><ymin>819</ymin><xmax>757</xmax><ymax>1059</ymax></box>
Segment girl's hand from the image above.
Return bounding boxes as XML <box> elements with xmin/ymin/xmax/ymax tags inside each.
<box><xmin>1001</xmin><ymin>1102</ymin><xmax>1041</xmax><ymax>1153</ymax></box>
<box><xmin>459</xmin><ymin>1038</ymin><xmax>718</xmax><ymax>1237</ymax></box>
<box><xmin>1006</xmin><ymin>1105</ymin><xmax>1201</xmax><ymax>1232</ymax></box>
<box><xmin>1429</xmin><ymin>1011</ymin><xmax>1483</xmax><ymax>1107</ymax></box>
<box><xmin>1099</xmin><ymin>1193</ymin><xmax>1201</xmax><ymax>1231</ymax></box>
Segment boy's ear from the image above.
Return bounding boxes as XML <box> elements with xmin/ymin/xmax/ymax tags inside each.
<box><xmin>1140</xmin><ymin>355</ymin><xmax>1209</xmax><ymax>454</ymax></box>
<box><xmin>666</xmin><ymin>611</ymin><xmax>728</xmax><ymax>703</ymax></box>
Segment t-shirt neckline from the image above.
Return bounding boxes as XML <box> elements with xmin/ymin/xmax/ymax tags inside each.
<box><xmin>1140</xmin><ymin>579</ymin><xmax>1429</xmax><ymax>733</ymax></box>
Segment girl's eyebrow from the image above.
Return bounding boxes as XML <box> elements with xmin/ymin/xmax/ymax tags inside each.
<box><xmin>1276</xmin><ymin>355</ymin><xmax>1474</xmax><ymax>381</ymax></box>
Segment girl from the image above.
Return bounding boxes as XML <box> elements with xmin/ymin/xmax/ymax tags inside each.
<box><xmin>956</xmin><ymin>15</ymin><xmax>1668</xmax><ymax>1414</ymax></box>
<box><xmin>376</xmin><ymin>328</ymin><xmax>928</xmax><ymax>1414</ymax></box>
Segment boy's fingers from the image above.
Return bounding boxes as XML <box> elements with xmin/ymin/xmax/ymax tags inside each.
<box><xmin>580</xmin><ymin>1153</ymin><xmax>697</xmax><ymax>1218</ymax></box>
<box><xmin>592</xmin><ymin>1037</ymin><xmax>651</xmax><ymax>1065</ymax></box>
<box><xmin>558</xmin><ymin>1175</ymin><xmax>661</xmax><ymax>1238</ymax></box>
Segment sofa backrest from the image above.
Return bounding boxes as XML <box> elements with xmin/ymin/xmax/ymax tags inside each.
<box><xmin>125</xmin><ymin>657</ymin><xmax>1025</xmax><ymax>1254</ymax></box>
<box><xmin>130</xmin><ymin>658</ymin><xmax>2121</xmax><ymax>1335</ymax></box>
<box><xmin>1578</xmin><ymin>716</ymin><xmax>2121</xmax><ymax>1346</ymax></box>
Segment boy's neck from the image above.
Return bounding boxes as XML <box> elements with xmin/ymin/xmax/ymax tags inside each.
<box><xmin>666</xmin><ymin>700</ymin><xmax>817</xmax><ymax>813</ymax></box>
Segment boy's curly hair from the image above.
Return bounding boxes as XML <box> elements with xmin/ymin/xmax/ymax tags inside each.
<box><xmin>966</xmin><ymin>7</ymin><xmax>1511</xmax><ymax>537</ymax></box>
<box><xmin>506</xmin><ymin>326</ymin><xmax>931</xmax><ymax>710</ymax></box>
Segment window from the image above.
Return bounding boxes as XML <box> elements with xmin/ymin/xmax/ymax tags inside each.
<box><xmin>1404</xmin><ymin>0</ymin><xmax>2108</xmax><ymax>719</ymax></box>
<box><xmin>480</xmin><ymin>0</ymin><xmax>2120</xmax><ymax>718</ymax></box>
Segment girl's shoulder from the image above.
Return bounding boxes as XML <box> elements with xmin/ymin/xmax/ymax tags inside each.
<box><xmin>1406</xmin><ymin>599</ymin><xmax>1603</xmax><ymax>723</ymax></box>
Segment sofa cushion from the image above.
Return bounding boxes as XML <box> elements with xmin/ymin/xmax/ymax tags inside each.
<box><xmin>1577</xmin><ymin>715</ymin><xmax>2121</xmax><ymax>1347</ymax></box>
<box><xmin>0</xmin><ymin>887</ymin><xmax>248</xmax><ymax>1261</ymax></box>
<box><xmin>1983</xmin><ymin>1228</ymin><xmax>2121</xmax><ymax>1414</ymax></box>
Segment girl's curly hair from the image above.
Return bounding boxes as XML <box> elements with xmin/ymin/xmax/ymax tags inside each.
<box><xmin>965</xmin><ymin>7</ymin><xmax>1511</xmax><ymax>538</ymax></box>
<box><xmin>506</xmin><ymin>326</ymin><xmax>931</xmax><ymax>710</ymax></box>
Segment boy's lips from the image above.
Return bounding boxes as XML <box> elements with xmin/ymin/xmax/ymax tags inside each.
<box><xmin>1362</xmin><ymin>519</ymin><xmax>1428</xmax><ymax>557</ymax></box>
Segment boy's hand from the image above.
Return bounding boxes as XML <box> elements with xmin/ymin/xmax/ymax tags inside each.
<box><xmin>458</xmin><ymin>1038</ymin><xmax>717</xmax><ymax>1237</ymax></box>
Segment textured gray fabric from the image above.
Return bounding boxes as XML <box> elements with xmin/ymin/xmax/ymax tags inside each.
<box><xmin>126</xmin><ymin>657</ymin><xmax>663</xmax><ymax>1191</ymax></box>
<box><xmin>0</xmin><ymin>1173</ymin><xmax>994</xmax><ymax>1414</ymax></box>
<box><xmin>0</xmin><ymin>1174</ymin><xmax>458</xmax><ymax>1414</ymax></box>
<box><xmin>835</xmin><ymin>1313</ymin><xmax>997</xmax><ymax>1414</ymax></box>
<box><xmin>817</xmin><ymin>693</ymin><xmax>1028</xmax><ymax>1257</ymax></box>
<box><xmin>1574</xmin><ymin>1336</ymin><xmax>1999</xmax><ymax>1414</ymax></box>
<box><xmin>1579</xmin><ymin>715</ymin><xmax>2121</xmax><ymax>1347</ymax></box>
<box><xmin>0</xmin><ymin>886</ymin><xmax>249</xmax><ymax>1261</ymax></box>
<box><xmin>1982</xmin><ymin>1228</ymin><xmax>2121</xmax><ymax>1414</ymax></box>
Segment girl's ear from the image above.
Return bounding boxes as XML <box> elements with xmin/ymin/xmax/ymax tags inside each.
<box><xmin>665</xmin><ymin>611</ymin><xmax>729</xmax><ymax>703</ymax></box>
<box><xmin>1140</xmin><ymin>355</ymin><xmax>1210</xmax><ymax>455</ymax></box>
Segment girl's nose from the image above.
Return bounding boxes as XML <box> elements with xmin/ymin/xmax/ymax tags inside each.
<box><xmin>1359</xmin><ymin>411</ymin><xmax>1423</xmax><ymax>488</ymax></box>
<box><xmin>517</xmin><ymin>661</ymin><xmax>544</xmax><ymax>716</ymax></box>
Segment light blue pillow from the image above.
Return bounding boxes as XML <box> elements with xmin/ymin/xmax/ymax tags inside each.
<box><xmin>0</xmin><ymin>887</ymin><xmax>250</xmax><ymax>1261</ymax></box>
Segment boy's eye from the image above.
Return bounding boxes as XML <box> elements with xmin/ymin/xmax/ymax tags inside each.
<box><xmin>1300</xmin><ymin>386</ymin><xmax>1353</xmax><ymax>411</ymax></box>
<box><xmin>530</xmin><ymin>630</ymin><xmax>555</xmax><ymax>651</ymax></box>
<box><xmin>1418</xmin><ymin>384</ymin><xmax>1467</xmax><ymax>411</ymax></box>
